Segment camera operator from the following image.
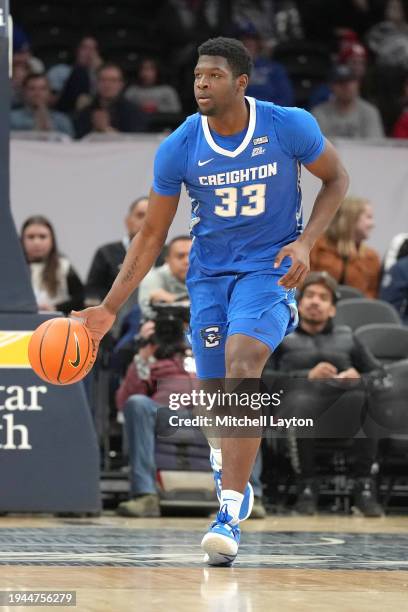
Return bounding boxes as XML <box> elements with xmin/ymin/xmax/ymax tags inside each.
<box><xmin>138</xmin><ymin>235</ymin><xmax>191</xmax><ymax>319</ymax></box>
<box><xmin>115</xmin><ymin>304</ymin><xmax>193</xmax><ymax>517</ymax></box>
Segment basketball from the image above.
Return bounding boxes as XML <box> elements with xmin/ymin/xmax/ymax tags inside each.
<box><xmin>28</xmin><ymin>317</ymin><xmax>97</xmax><ymax>385</ymax></box>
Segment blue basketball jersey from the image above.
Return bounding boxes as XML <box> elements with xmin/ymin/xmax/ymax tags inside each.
<box><xmin>153</xmin><ymin>98</ymin><xmax>324</xmax><ymax>276</ymax></box>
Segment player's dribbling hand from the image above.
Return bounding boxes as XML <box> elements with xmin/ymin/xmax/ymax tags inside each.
<box><xmin>274</xmin><ymin>239</ymin><xmax>310</xmax><ymax>289</ymax></box>
<box><xmin>70</xmin><ymin>305</ymin><xmax>116</xmax><ymax>348</ymax></box>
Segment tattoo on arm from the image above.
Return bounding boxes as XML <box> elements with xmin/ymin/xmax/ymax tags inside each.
<box><xmin>121</xmin><ymin>256</ymin><xmax>139</xmax><ymax>285</ymax></box>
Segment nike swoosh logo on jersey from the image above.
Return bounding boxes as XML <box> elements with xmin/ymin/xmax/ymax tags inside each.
<box><xmin>69</xmin><ymin>332</ymin><xmax>81</xmax><ymax>368</ymax></box>
<box><xmin>198</xmin><ymin>158</ymin><xmax>214</xmax><ymax>166</ymax></box>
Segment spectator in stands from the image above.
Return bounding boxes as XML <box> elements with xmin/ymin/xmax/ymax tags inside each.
<box><xmin>366</xmin><ymin>0</ymin><xmax>408</xmax><ymax>71</ymax></box>
<box><xmin>21</xmin><ymin>215</ymin><xmax>84</xmax><ymax>314</ymax></box>
<box><xmin>13</xmin><ymin>24</ymin><xmax>45</xmax><ymax>75</ymax></box>
<box><xmin>115</xmin><ymin>319</ymin><xmax>193</xmax><ymax>517</ymax></box>
<box><xmin>312</xmin><ymin>64</ymin><xmax>384</xmax><ymax>138</ymax></box>
<box><xmin>239</xmin><ymin>29</ymin><xmax>294</xmax><ymax>106</ymax></box>
<box><xmin>271</xmin><ymin>271</ymin><xmax>384</xmax><ymax>517</ymax></box>
<box><xmin>367</xmin><ymin>0</ymin><xmax>408</xmax><ymax>133</ymax></box>
<box><xmin>157</xmin><ymin>0</ymin><xmax>228</xmax><ymax>112</ymax></box>
<box><xmin>339</xmin><ymin>38</ymin><xmax>369</xmax><ymax>82</ymax></box>
<box><xmin>86</xmin><ymin>197</ymin><xmax>148</xmax><ymax>336</ymax></box>
<box><xmin>74</xmin><ymin>63</ymin><xmax>147</xmax><ymax>139</ymax></box>
<box><xmin>125</xmin><ymin>57</ymin><xmax>182</xmax><ymax>114</ymax></box>
<box><xmin>10</xmin><ymin>57</ymin><xmax>30</xmax><ymax>109</ymax></box>
<box><xmin>10</xmin><ymin>74</ymin><xmax>74</xmax><ymax>137</ymax></box>
<box><xmin>310</xmin><ymin>196</ymin><xmax>381</xmax><ymax>297</ymax></box>
<box><xmin>383</xmin><ymin>232</ymin><xmax>408</xmax><ymax>272</ymax></box>
<box><xmin>57</xmin><ymin>37</ymin><xmax>103</xmax><ymax>114</ymax></box>
<box><xmin>158</xmin><ymin>0</ymin><xmax>224</xmax><ymax>52</ymax></box>
<box><xmin>116</xmin><ymin>320</ymin><xmax>266</xmax><ymax>518</ymax></box>
<box><xmin>125</xmin><ymin>57</ymin><xmax>182</xmax><ymax>131</ymax></box>
<box><xmin>46</xmin><ymin>64</ymin><xmax>72</xmax><ymax>109</ymax></box>
<box><xmin>308</xmin><ymin>39</ymin><xmax>371</xmax><ymax>110</ymax></box>
<box><xmin>380</xmin><ymin>255</ymin><xmax>408</xmax><ymax>323</ymax></box>
<box><xmin>231</xmin><ymin>0</ymin><xmax>277</xmax><ymax>51</ymax></box>
<box><xmin>392</xmin><ymin>73</ymin><xmax>408</xmax><ymax>137</ymax></box>
<box><xmin>138</xmin><ymin>236</ymin><xmax>191</xmax><ymax>320</ymax></box>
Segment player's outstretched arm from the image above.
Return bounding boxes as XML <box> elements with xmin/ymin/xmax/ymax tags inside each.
<box><xmin>275</xmin><ymin>139</ymin><xmax>349</xmax><ymax>289</ymax></box>
<box><xmin>71</xmin><ymin>189</ymin><xmax>180</xmax><ymax>344</ymax></box>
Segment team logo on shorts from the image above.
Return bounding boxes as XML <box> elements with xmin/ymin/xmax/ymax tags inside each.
<box><xmin>201</xmin><ymin>326</ymin><xmax>221</xmax><ymax>348</ymax></box>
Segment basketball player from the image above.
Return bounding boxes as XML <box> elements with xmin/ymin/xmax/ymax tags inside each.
<box><xmin>73</xmin><ymin>38</ymin><xmax>349</xmax><ymax>566</ymax></box>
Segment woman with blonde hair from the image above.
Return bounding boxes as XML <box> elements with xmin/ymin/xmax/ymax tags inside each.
<box><xmin>310</xmin><ymin>197</ymin><xmax>381</xmax><ymax>298</ymax></box>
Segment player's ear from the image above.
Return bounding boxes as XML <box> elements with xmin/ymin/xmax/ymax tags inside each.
<box><xmin>237</xmin><ymin>74</ymin><xmax>248</xmax><ymax>91</ymax></box>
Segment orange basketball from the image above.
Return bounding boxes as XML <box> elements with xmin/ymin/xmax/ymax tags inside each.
<box><xmin>28</xmin><ymin>317</ymin><xmax>97</xmax><ymax>385</ymax></box>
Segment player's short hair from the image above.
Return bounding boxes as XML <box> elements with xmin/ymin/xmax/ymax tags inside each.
<box><xmin>198</xmin><ymin>37</ymin><xmax>252</xmax><ymax>78</ymax></box>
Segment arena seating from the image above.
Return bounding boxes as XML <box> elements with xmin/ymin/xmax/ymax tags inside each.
<box><xmin>13</xmin><ymin>0</ymin><xmax>162</xmax><ymax>69</ymax></box>
<box><xmin>355</xmin><ymin>324</ymin><xmax>408</xmax><ymax>365</ymax></box>
<box><xmin>337</xmin><ymin>285</ymin><xmax>364</xmax><ymax>301</ymax></box>
<box><xmin>334</xmin><ymin>298</ymin><xmax>402</xmax><ymax>330</ymax></box>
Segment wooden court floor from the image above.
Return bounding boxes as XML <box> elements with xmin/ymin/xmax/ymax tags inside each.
<box><xmin>0</xmin><ymin>514</ymin><xmax>407</xmax><ymax>612</ymax></box>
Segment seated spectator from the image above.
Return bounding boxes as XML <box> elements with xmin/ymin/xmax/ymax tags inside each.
<box><xmin>380</xmin><ymin>255</ymin><xmax>408</xmax><ymax>323</ymax></box>
<box><xmin>272</xmin><ymin>272</ymin><xmax>384</xmax><ymax>517</ymax></box>
<box><xmin>312</xmin><ymin>64</ymin><xmax>384</xmax><ymax>138</ymax></box>
<box><xmin>392</xmin><ymin>73</ymin><xmax>408</xmax><ymax>138</ymax></box>
<box><xmin>125</xmin><ymin>57</ymin><xmax>182</xmax><ymax>115</ymax></box>
<box><xmin>338</xmin><ymin>37</ymin><xmax>369</xmax><ymax>82</ymax></box>
<box><xmin>46</xmin><ymin>64</ymin><xmax>73</xmax><ymax>109</ymax></box>
<box><xmin>231</xmin><ymin>0</ymin><xmax>277</xmax><ymax>51</ymax></box>
<box><xmin>57</xmin><ymin>37</ymin><xmax>103</xmax><ymax>114</ymax></box>
<box><xmin>13</xmin><ymin>24</ymin><xmax>44</xmax><ymax>75</ymax></box>
<box><xmin>157</xmin><ymin>0</ymin><xmax>228</xmax><ymax>113</ymax></box>
<box><xmin>308</xmin><ymin>38</ymin><xmax>370</xmax><ymax>109</ymax></box>
<box><xmin>74</xmin><ymin>63</ymin><xmax>147</xmax><ymax>139</ymax></box>
<box><xmin>383</xmin><ymin>232</ymin><xmax>408</xmax><ymax>272</ymax></box>
<box><xmin>10</xmin><ymin>57</ymin><xmax>30</xmax><ymax>109</ymax></box>
<box><xmin>310</xmin><ymin>196</ymin><xmax>381</xmax><ymax>298</ymax></box>
<box><xmin>239</xmin><ymin>29</ymin><xmax>294</xmax><ymax>106</ymax></box>
<box><xmin>115</xmin><ymin>320</ymin><xmax>265</xmax><ymax>517</ymax></box>
<box><xmin>366</xmin><ymin>0</ymin><xmax>408</xmax><ymax>71</ymax></box>
<box><xmin>138</xmin><ymin>236</ymin><xmax>191</xmax><ymax>320</ymax></box>
<box><xmin>115</xmin><ymin>318</ymin><xmax>194</xmax><ymax>517</ymax></box>
<box><xmin>10</xmin><ymin>74</ymin><xmax>74</xmax><ymax>137</ymax></box>
<box><xmin>21</xmin><ymin>215</ymin><xmax>84</xmax><ymax>314</ymax></box>
<box><xmin>85</xmin><ymin>196</ymin><xmax>148</xmax><ymax>334</ymax></box>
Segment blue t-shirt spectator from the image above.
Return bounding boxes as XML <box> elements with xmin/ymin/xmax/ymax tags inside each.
<box><xmin>11</xmin><ymin>107</ymin><xmax>73</xmax><ymax>137</ymax></box>
<box><xmin>10</xmin><ymin>74</ymin><xmax>74</xmax><ymax>137</ymax></box>
<box><xmin>246</xmin><ymin>56</ymin><xmax>294</xmax><ymax>107</ymax></box>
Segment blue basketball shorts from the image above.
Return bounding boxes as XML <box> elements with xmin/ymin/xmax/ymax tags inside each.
<box><xmin>186</xmin><ymin>265</ymin><xmax>299</xmax><ymax>379</ymax></box>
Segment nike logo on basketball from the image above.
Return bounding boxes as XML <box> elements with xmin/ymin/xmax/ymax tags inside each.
<box><xmin>198</xmin><ymin>158</ymin><xmax>214</xmax><ymax>167</ymax></box>
<box><xmin>69</xmin><ymin>333</ymin><xmax>81</xmax><ymax>368</ymax></box>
